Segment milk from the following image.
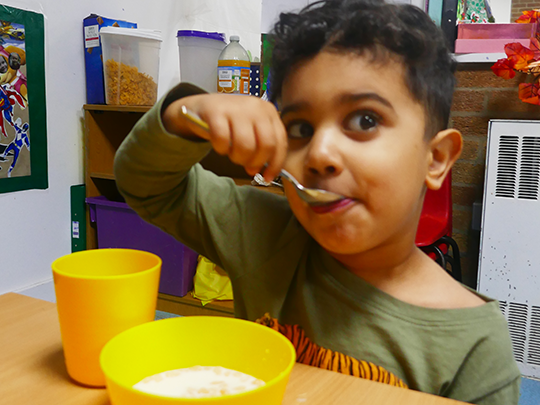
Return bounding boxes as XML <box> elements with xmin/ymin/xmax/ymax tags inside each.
<box><xmin>133</xmin><ymin>365</ymin><xmax>265</xmax><ymax>398</ymax></box>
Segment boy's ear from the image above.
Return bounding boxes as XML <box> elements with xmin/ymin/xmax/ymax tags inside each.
<box><xmin>425</xmin><ymin>128</ymin><xmax>462</xmax><ymax>190</ymax></box>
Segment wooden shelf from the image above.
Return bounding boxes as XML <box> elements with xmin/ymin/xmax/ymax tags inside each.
<box><xmin>84</xmin><ymin>108</ymin><xmax>148</xmax><ymax>248</ymax></box>
<box><xmin>453</xmin><ymin>52</ymin><xmax>505</xmax><ymax>63</ymax></box>
<box><xmin>83</xmin><ymin>104</ymin><xmax>152</xmax><ymax>113</ymax></box>
<box><xmin>89</xmin><ymin>172</ymin><xmax>115</xmax><ymax>180</ymax></box>
<box><xmin>157</xmin><ymin>292</ymin><xmax>234</xmax><ymax>317</ymax></box>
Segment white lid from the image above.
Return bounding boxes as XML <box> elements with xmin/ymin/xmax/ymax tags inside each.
<box><xmin>100</xmin><ymin>26</ymin><xmax>162</xmax><ymax>41</ymax></box>
<box><xmin>230</xmin><ymin>35</ymin><xmax>240</xmax><ymax>41</ymax></box>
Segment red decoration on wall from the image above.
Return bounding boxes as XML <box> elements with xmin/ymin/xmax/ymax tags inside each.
<box><xmin>491</xmin><ymin>58</ymin><xmax>516</xmax><ymax>79</ymax></box>
<box><xmin>518</xmin><ymin>82</ymin><xmax>540</xmax><ymax>105</ymax></box>
<box><xmin>516</xmin><ymin>9</ymin><xmax>540</xmax><ymax>24</ymax></box>
<box><xmin>491</xmin><ymin>10</ymin><xmax>540</xmax><ymax>106</ymax></box>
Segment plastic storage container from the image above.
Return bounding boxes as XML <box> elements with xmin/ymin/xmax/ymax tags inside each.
<box><xmin>86</xmin><ymin>196</ymin><xmax>199</xmax><ymax>297</ymax></box>
<box><xmin>455</xmin><ymin>22</ymin><xmax>537</xmax><ymax>54</ymax></box>
<box><xmin>100</xmin><ymin>27</ymin><xmax>162</xmax><ymax>105</ymax></box>
<box><xmin>177</xmin><ymin>30</ymin><xmax>226</xmax><ymax>93</ymax></box>
<box><xmin>82</xmin><ymin>14</ymin><xmax>137</xmax><ymax>105</ymax></box>
<box><xmin>218</xmin><ymin>35</ymin><xmax>251</xmax><ymax>95</ymax></box>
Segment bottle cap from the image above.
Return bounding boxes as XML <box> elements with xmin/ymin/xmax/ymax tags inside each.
<box><xmin>230</xmin><ymin>35</ymin><xmax>240</xmax><ymax>42</ymax></box>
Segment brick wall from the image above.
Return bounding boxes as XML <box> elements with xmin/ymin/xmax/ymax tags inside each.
<box><xmin>450</xmin><ymin>65</ymin><xmax>540</xmax><ymax>288</ymax></box>
<box><xmin>511</xmin><ymin>0</ymin><xmax>540</xmax><ymax>22</ymax></box>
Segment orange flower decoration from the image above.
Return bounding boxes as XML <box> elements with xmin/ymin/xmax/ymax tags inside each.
<box><xmin>516</xmin><ymin>9</ymin><xmax>540</xmax><ymax>24</ymax></box>
<box><xmin>491</xmin><ymin>9</ymin><xmax>540</xmax><ymax>107</ymax></box>
<box><xmin>518</xmin><ymin>82</ymin><xmax>540</xmax><ymax>105</ymax></box>
<box><xmin>530</xmin><ymin>37</ymin><xmax>540</xmax><ymax>59</ymax></box>
<box><xmin>491</xmin><ymin>58</ymin><xmax>516</xmax><ymax>79</ymax></box>
<box><xmin>528</xmin><ymin>60</ymin><xmax>540</xmax><ymax>74</ymax></box>
<box><xmin>504</xmin><ymin>43</ymin><xmax>535</xmax><ymax>71</ymax></box>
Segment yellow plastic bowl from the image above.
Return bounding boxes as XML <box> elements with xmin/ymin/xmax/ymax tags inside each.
<box><xmin>100</xmin><ymin>316</ymin><xmax>296</xmax><ymax>405</ymax></box>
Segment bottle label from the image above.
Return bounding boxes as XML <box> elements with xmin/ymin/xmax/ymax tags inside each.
<box><xmin>217</xmin><ymin>66</ymin><xmax>250</xmax><ymax>95</ymax></box>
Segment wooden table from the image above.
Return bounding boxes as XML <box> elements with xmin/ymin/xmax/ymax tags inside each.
<box><xmin>1</xmin><ymin>293</ymin><xmax>465</xmax><ymax>404</ymax></box>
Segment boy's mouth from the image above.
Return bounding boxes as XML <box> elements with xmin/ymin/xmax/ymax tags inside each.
<box><xmin>309</xmin><ymin>198</ymin><xmax>355</xmax><ymax>214</ymax></box>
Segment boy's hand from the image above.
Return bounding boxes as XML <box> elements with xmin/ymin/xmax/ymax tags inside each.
<box><xmin>163</xmin><ymin>94</ymin><xmax>287</xmax><ymax>183</ymax></box>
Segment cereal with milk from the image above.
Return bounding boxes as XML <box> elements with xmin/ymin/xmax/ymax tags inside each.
<box><xmin>133</xmin><ymin>365</ymin><xmax>266</xmax><ymax>398</ymax></box>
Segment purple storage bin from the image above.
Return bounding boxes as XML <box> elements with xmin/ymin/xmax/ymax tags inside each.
<box><xmin>86</xmin><ymin>196</ymin><xmax>199</xmax><ymax>297</ymax></box>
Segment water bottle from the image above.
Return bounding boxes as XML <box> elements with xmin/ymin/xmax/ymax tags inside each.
<box><xmin>217</xmin><ymin>35</ymin><xmax>250</xmax><ymax>95</ymax></box>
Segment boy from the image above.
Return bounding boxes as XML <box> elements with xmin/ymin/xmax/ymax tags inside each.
<box><xmin>114</xmin><ymin>0</ymin><xmax>520</xmax><ymax>403</ymax></box>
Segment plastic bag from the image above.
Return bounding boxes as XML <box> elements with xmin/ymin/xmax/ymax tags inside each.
<box><xmin>192</xmin><ymin>256</ymin><xmax>233</xmax><ymax>306</ymax></box>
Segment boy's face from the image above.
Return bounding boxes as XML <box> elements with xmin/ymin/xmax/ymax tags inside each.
<box><xmin>280</xmin><ymin>50</ymin><xmax>430</xmax><ymax>260</ymax></box>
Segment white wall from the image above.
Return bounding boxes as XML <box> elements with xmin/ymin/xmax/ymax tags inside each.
<box><xmin>170</xmin><ymin>0</ymin><xmax>262</xmax><ymax>64</ymax></box>
<box><xmin>2</xmin><ymin>0</ymin><xmax>260</xmax><ymax>296</ymax></box>
<box><xmin>261</xmin><ymin>0</ymin><xmax>309</xmax><ymax>33</ymax></box>
<box><xmin>490</xmin><ymin>0</ymin><xmax>512</xmax><ymax>23</ymax></box>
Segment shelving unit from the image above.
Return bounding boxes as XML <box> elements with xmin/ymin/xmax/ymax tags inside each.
<box><xmin>83</xmin><ymin>104</ymin><xmax>149</xmax><ymax>249</ymax></box>
<box><xmin>83</xmin><ymin>104</ymin><xmax>284</xmax><ymax>315</ymax></box>
<box><xmin>452</xmin><ymin>52</ymin><xmax>506</xmax><ymax>63</ymax></box>
<box><xmin>157</xmin><ymin>293</ymin><xmax>234</xmax><ymax>317</ymax></box>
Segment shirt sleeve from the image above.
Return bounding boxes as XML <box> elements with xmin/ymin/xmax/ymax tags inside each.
<box><xmin>440</xmin><ymin>313</ymin><xmax>521</xmax><ymax>405</ymax></box>
<box><xmin>113</xmin><ymin>83</ymin><xmax>295</xmax><ymax>280</ymax></box>
<box><xmin>472</xmin><ymin>376</ymin><xmax>521</xmax><ymax>405</ymax></box>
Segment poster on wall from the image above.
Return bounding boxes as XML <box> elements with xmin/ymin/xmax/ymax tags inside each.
<box><xmin>0</xmin><ymin>5</ymin><xmax>47</xmax><ymax>194</ymax></box>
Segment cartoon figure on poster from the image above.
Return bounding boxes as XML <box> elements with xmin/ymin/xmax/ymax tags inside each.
<box><xmin>0</xmin><ymin>20</ymin><xmax>30</xmax><ymax>178</ymax></box>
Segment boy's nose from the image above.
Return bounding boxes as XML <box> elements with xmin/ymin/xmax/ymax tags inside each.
<box><xmin>308</xmin><ymin>164</ymin><xmax>337</xmax><ymax>176</ymax></box>
<box><xmin>305</xmin><ymin>128</ymin><xmax>343</xmax><ymax>177</ymax></box>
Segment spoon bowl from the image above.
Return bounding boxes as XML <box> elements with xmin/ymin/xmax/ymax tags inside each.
<box><xmin>278</xmin><ymin>169</ymin><xmax>345</xmax><ymax>206</ymax></box>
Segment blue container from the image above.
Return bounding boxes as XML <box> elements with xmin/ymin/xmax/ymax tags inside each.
<box><xmin>83</xmin><ymin>14</ymin><xmax>137</xmax><ymax>104</ymax></box>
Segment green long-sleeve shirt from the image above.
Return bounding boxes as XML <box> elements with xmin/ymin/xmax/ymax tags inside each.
<box><xmin>114</xmin><ymin>84</ymin><xmax>521</xmax><ymax>404</ymax></box>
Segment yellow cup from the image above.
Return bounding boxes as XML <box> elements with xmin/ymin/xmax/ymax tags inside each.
<box><xmin>52</xmin><ymin>248</ymin><xmax>161</xmax><ymax>387</ymax></box>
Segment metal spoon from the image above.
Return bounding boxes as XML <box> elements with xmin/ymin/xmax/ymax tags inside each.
<box><xmin>179</xmin><ymin>106</ymin><xmax>346</xmax><ymax>206</ymax></box>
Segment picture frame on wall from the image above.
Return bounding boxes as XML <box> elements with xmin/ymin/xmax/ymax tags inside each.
<box><xmin>0</xmin><ymin>5</ymin><xmax>47</xmax><ymax>194</ymax></box>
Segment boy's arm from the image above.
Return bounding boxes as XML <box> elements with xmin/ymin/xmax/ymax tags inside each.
<box><xmin>114</xmin><ymin>83</ymin><xmax>212</xmax><ymax>200</ymax></box>
<box><xmin>114</xmin><ymin>83</ymin><xmax>292</xmax><ymax>274</ymax></box>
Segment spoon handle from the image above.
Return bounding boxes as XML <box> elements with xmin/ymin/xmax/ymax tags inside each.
<box><xmin>180</xmin><ymin>106</ymin><xmax>210</xmax><ymax>139</ymax></box>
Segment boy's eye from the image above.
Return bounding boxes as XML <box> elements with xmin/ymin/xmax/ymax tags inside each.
<box><xmin>345</xmin><ymin>111</ymin><xmax>380</xmax><ymax>132</ymax></box>
<box><xmin>286</xmin><ymin>121</ymin><xmax>314</xmax><ymax>139</ymax></box>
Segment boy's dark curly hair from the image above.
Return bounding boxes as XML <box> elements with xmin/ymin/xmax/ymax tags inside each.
<box><xmin>269</xmin><ymin>0</ymin><xmax>457</xmax><ymax>137</ymax></box>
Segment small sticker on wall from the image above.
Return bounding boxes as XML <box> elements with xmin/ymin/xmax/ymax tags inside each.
<box><xmin>72</xmin><ymin>221</ymin><xmax>80</xmax><ymax>239</ymax></box>
<box><xmin>84</xmin><ymin>25</ymin><xmax>100</xmax><ymax>48</ymax></box>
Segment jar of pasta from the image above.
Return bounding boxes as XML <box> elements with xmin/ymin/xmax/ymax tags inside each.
<box><xmin>100</xmin><ymin>27</ymin><xmax>162</xmax><ymax>105</ymax></box>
